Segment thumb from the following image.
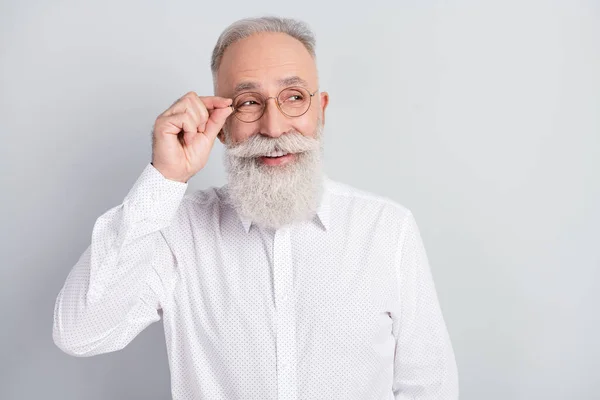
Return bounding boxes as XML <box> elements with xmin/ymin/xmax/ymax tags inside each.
<box><xmin>204</xmin><ymin>106</ymin><xmax>234</xmax><ymax>142</ymax></box>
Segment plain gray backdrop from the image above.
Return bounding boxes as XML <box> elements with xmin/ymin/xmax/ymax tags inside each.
<box><xmin>1</xmin><ymin>0</ymin><xmax>599</xmax><ymax>399</ymax></box>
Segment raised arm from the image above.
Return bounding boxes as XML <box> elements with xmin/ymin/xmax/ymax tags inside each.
<box><xmin>52</xmin><ymin>163</ymin><xmax>187</xmax><ymax>356</ymax></box>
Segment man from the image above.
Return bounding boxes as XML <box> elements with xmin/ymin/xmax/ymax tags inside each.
<box><xmin>52</xmin><ymin>16</ymin><xmax>459</xmax><ymax>400</ymax></box>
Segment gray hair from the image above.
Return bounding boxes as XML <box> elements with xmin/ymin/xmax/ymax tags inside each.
<box><xmin>210</xmin><ymin>16</ymin><xmax>317</xmax><ymax>88</ymax></box>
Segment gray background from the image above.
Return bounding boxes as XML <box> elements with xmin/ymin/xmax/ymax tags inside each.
<box><xmin>1</xmin><ymin>0</ymin><xmax>599</xmax><ymax>399</ymax></box>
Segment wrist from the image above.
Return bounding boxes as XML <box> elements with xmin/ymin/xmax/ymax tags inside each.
<box><xmin>150</xmin><ymin>162</ymin><xmax>189</xmax><ymax>184</ymax></box>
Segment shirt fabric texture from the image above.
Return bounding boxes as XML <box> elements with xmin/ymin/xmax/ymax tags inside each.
<box><xmin>52</xmin><ymin>162</ymin><xmax>459</xmax><ymax>400</ymax></box>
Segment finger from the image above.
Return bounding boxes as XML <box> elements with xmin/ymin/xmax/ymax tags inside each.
<box><xmin>180</xmin><ymin>100</ymin><xmax>202</xmax><ymax>131</ymax></box>
<box><xmin>160</xmin><ymin>95</ymin><xmax>232</xmax><ymax>126</ymax></box>
<box><xmin>189</xmin><ymin>97</ymin><xmax>210</xmax><ymax>133</ymax></box>
<box><xmin>203</xmin><ymin>106</ymin><xmax>234</xmax><ymax>142</ymax></box>
<box><xmin>198</xmin><ymin>96</ymin><xmax>233</xmax><ymax>110</ymax></box>
<box><xmin>156</xmin><ymin>112</ymin><xmax>198</xmax><ymax>136</ymax></box>
<box><xmin>187</xmin><ymin>96</ymin><xmax>209</xmax><ymax>133</ymax></box>
<box><xmin>160</xmin><ymin>92</ymin><xmax>204</xmax><ymax>118</ymax></box>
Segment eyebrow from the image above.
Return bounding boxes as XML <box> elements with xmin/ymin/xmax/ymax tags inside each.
<box><xmin>232</xmin><ymin>76</ymin><xmax>310</xmax><ymax>96</ymax></box>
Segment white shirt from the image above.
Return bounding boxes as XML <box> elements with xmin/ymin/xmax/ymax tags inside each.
<box><xmin>52</xmin><ymin>162</ymin><xmax>459</xmax><ymax>400</ymax></box>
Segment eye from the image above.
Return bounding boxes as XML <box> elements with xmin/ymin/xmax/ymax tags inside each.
<box><xmin>234</xmin><ymin>94</ymin><xmax>263</xmax><ymax>110</ymax></box>
<box><xmin>279</xmin><ymin>88</ymin><xmax>308</xmax><ymax>104</ymax></box>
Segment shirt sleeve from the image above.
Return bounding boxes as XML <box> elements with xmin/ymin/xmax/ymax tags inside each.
<box><xmin>52</xmin><ymin>162</ymin><xmax>188</xmax><ymax>357</ymax></box>
<box><xmin>392</xmin><ymin>211</ymin><xmax>459</xmax><ymax>399</ymax></box>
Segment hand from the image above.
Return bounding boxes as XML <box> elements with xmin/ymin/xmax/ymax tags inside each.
<box><xmin>151</xmin><ymin>91</ymin><xmax>233</xmax><ymax>183</ymax></box>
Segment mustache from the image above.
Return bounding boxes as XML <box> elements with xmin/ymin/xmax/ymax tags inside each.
<box><xmin>225</xmin><ymin>130</ymin><xmax>320</xmax><ymax>158</ymax></box>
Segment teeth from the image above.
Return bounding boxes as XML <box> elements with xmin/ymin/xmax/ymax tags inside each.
<box><xmin>264</xmin><ymin>150</ymin><xmax>289</xmax><ymax>158</ymax></box>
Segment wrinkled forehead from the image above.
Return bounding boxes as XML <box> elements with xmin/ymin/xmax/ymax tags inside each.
<box><xmin>216</xmin><ymin>32</ymin><xmax>318</xmax><ymax>96</ymax></box>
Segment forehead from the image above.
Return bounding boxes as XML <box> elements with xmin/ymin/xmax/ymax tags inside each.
<box><xmin>217</xmin><ymin>32</ymin><xmax>318</xmax><ymax>95</ymax></box>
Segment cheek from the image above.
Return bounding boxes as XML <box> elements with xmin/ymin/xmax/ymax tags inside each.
<box><xmin>293</xmin><ymin>116</ymin><xmax>318</xmax><ymax>138</ymax></box>
<box><xmin>227</xmin><ymin>120</ymin><xmax>257</xmax><ymax>143</ymax></box>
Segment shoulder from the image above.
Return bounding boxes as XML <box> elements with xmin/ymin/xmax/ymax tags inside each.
<box><xmin>324</xmin><ymin>176</ymin><xmax>414</xmax><ymax>228</ymax></box>
<box><xmin>325</xmin><ymin>176</ymin><xmax>412</xmax><ymax>216</ymax></box>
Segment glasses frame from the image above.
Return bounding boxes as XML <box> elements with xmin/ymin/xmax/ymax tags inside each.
<box><xmin>229</xmin><ymin>86</ymin><xmax>318</xmax><ymax>123</ymax></box>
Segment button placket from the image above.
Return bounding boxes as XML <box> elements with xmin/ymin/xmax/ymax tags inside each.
<box><xmin>273</xmin><ymin>226</ymin><xmax>298</xmax><ymax>400</ymax></box>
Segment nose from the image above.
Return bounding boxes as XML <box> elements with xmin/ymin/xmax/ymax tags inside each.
<box><xmin>258</xmin><ymin>97</ymin><xmax>289</xmax><ymax>138</ymax></box>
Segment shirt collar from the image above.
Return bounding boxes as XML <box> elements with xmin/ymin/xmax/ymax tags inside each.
<box><xmin>235</xmin><ymin>175</ymin><xmax>331</xmax><ymax>233</ymax></box>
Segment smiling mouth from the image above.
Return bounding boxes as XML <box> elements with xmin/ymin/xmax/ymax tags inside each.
<box><xmin>263</xmin><ymin>153</ymin><xmax>289</xmax><ymax>158</ymax></box>
<box><xmin>258</xmin><ymin>152</ymin><xmax>297</xmax><ymax>166</ymax></box>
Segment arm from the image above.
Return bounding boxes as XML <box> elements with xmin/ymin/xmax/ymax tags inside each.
<box><xmin>52</xmin><ymin>163</ymin><xmax>187</xmax><ymax>357</ymax></box>
<box><xmin>392</xmin><ymin>211</ymin><xmax>459</xmax><ymax>399</ymax></box>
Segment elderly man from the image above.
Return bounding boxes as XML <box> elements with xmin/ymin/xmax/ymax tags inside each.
<box><xmin>53</xmin><ymin>16</ymin><xmax>458</xmax><ymax>400</ymax></box>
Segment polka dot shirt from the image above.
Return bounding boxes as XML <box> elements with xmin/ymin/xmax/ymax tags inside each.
<box><xmin>52</xmin><ymin>162</ymin><xmax>458</xmax><ymax>399</ymax></box>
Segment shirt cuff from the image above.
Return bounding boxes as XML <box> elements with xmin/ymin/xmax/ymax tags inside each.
<box><xmin>123</xmin><ymin>162</ymin><xmax>188</xmax><ymax>223</ymax></box>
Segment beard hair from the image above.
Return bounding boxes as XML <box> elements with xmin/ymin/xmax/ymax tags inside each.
<box><xmin>222</xmin><ymin>118</ymin><xmax>325</xmax><ymax>231</ymax></box>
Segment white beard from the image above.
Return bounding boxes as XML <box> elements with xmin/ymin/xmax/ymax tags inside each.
<box><xmin>222</xmin><ymin>120</ymin><xmax>324</xmax><ymax>231</ymax></box>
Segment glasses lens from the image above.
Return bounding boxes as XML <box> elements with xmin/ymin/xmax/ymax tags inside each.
<box><xmin>278</xmin><ymin>87</ymin><xmax>310</xmax><ymax>117</ymax></box>
<box><xmin>233</xmin><ymin>92</ymin><xmax>264</xmax><ymax>122</ymax></box>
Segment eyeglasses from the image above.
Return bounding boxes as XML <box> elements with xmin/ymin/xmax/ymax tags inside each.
<box><xmin>230</xmin><ymin>86</ymin><xmax>318</xmax><ymax>123</ymax></box>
